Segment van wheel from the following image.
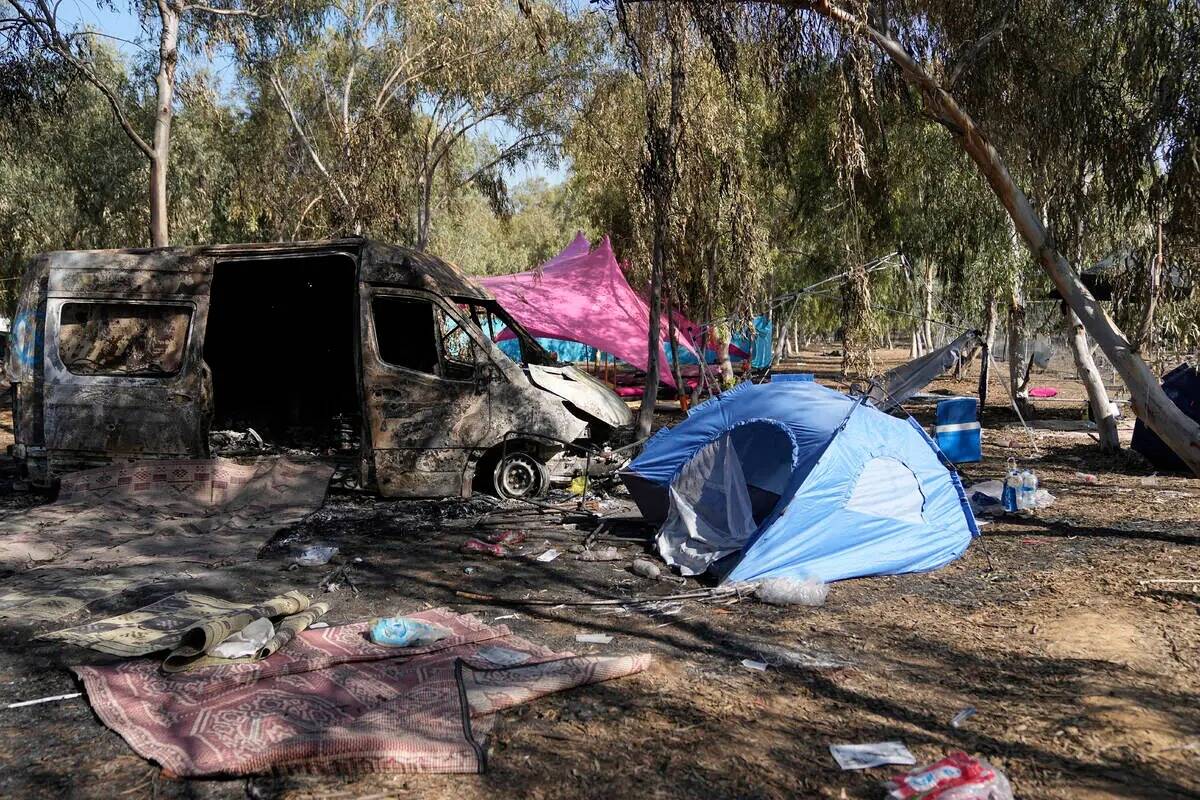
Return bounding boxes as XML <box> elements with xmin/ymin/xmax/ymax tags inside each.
<box><xmin>492</xmin><ymin>452</ymin><xmax>548</xmax><ymax>499</ymax></box>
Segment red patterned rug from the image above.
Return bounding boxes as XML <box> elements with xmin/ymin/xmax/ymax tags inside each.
<box><xmin>74</xmin><ymin>609</ymin><xmax>651</xmax><ymax>776</ymax></box>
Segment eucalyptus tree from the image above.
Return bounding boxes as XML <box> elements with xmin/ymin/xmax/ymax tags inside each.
<box><xmin>255</xmin><ymin>0</ymin><xmax>595</xmax><ymax>246</ymax></box>
<box><xmin>675</xmin><ymin>0</ymin><xmax>1200</xmax><ymax>474</ymax></box>
<box><xmin>1</xmin><ymin>0</ymin><xmax>274</xmax><ymax>246</ymax></box>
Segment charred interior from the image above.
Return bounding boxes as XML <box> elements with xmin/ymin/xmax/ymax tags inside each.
<box><xmin>204</xmin><ymin>254</ymin><xmax>360</xmax><ymax>452</ymax></box>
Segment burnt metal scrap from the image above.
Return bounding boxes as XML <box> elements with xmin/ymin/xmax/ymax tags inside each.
<box><xmin>4</xmin><ymin>238</ymin><xmax>634</xmax><ymax>498</ymax></box>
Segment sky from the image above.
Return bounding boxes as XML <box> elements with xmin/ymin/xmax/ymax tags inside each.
<box><xmin>55</xmin><ymin>0</ymin><xmax>568</xmax><ymax>185</ymax></box>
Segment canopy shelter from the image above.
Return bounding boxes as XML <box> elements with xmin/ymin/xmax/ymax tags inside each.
<box><xmin>481</xmin><ymin>233</ymin><xmax>698</xmax><ymax>387</ymax></box>
<box><xmin>620</xmin><ymin>379</ymin><xmax>978</xmax><ymax>583</ymax></box>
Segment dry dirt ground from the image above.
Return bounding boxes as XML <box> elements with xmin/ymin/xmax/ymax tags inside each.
<box><xmin>0</xmin><ymin>349</ymin><xmax>1197</xmax><ymax>800</ymax></box>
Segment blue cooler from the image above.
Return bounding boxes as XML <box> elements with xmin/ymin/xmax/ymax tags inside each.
<box><xmin>771</xmin><ymin>373</ymin><xmax>815</xmax><ymax>382</ymax></box>
<box><xmin>936</xmin><ymin>398</ymin><xmax>981</xmax><ymax>462</ymax></box>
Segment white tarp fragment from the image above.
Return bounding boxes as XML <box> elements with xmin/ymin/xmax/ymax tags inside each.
<box><xmin>656</xmin><ymin>434</ymin><xmax>757</xmax><ymax>576</ymax></box>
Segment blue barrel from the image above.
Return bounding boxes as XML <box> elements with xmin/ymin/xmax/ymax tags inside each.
<box><xmin>936</xmin><ymin>397</ymin><xmax>981</xmax><ymax>462</ymax></box>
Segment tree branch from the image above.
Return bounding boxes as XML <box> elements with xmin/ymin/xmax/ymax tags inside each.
<box><xmin>6</xmin><ymin>0</ymin><xmax>154</xmax><ymax>159</ymax></box>
<box><xmin>270</xmin><ymin>70</ymin><xmax>351</xmax><ymax>210</ymax></box>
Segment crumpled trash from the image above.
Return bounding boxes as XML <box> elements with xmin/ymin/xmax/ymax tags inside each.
<box><xmin>884</xmin><ymin>751</ymin><xmax>1013</xmax><ymax>799</ymax></box>
<box><xmin>294</xmin><ymin>545</ymin><xmax>338</xmax><ymax>567</ymax></box>
<box><xmin>484</xmin><ymin>529</ymin><xmax>526</xmax><ymax>546</ymax></box>
<box><xmin>370</xmin><ymin>617</ymin><xmax>452</xmax><ymax>647</ymax></box>
<box><xmin>576</xmin><ymin>546</ymin><xmax>622</xmax><ymax>562</ymax></box>
<box><xmin>754</xmin><ymin>577</ymin><xmax>828</xmax><ymax>606</ymax></box>
<box><xmin>210</xmin><ymin>617</ymin><xmax>274</xmax><ymax>659</ymax></box>
<box><xmin>461</xmin><ymin>538</ymin><xmax>509</xmax><ymax>557</ymax></box>
<box><xmin>830</xmin><ymin>741</ymin><xmax>915</xmax><ymax>770</ymax></box>
<box><xmin>631</xmin><ymin>558</ymin><xmax>661</xmax><ymax>579</ymax></box>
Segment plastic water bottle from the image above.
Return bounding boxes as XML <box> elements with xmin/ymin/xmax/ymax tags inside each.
<box><xmin>1020</xmin><ymin>469</ymin><xmax>1039</xmax><ymax>510</ymax></box>
<box><xmin>1002</xmin><ymin>459</ymin><xmax>1020</xmax><ymax>513</ymax></box>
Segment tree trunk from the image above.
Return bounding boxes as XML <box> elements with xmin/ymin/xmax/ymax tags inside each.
<box><xmin>922</xmin><ymin>259</ymin><xmax>935</xmax><ymax>351</ymax></box>
<box><xmin>1065</xmin><ymin>306</ymin><xmax>1121</xmax><ymax>451</ymax></box>
<box><xmin>771</xmin><ymin>297</ymin><xmax>799</xmax><ymax>365</ymax></box>
<box><xmin>633</xmin><ymin>3</ymin><xmax>684</xmax><ymax>439</ymax></box>
<box><xmin>416</xmin><ymin>173</ymin><xmax>433</xmax><ymax>248</ymax></box>
<box><xmin>715</xmin><ymin>329</ymin><xmax>735</xmax><ymax>386</ymax></box>
<box><xmin>666</xmin><ymin>292</ymin><xmax>687</xmax><ymax>410</ymax></box>
<box><xmin>149</xmin><ymin>0</ymin><xmax>179</xmax><ymax>247</ymax></box>
<box><xmin>978</xmin><ymin>292</ymin><xmax>997</xmax><ymax>408</ymax></box>
<box><xmin>637</xmin><ymin>230</ymin><xmax>666</xmax><ymax>438</ymax></box>
<box><xmin>1135</xmin><ymin>220</ymin><xmax>1164</xmax><ymax>354</ymax></box>
<box><xmin>1007</xmin><ymin>283</ymin><xmax>1029</xmax><ymax>412</ymax></box>
<box><xmin>787</xmin><ymin>0</ymin><xmax>1200</xmax><ymax>474</ymax></box>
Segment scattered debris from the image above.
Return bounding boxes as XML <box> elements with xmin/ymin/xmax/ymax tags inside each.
<box><xmin>536</xmin><ymin>548</ymin><xmax>561</xmax><ymax>562</ymax></box>
<box><xmin>1075</xmin><ymin>472</ymin><xmax>1098</xmax><ymax>484</ymax></box>
<box><xmin>950</xmin><ymin>706</ymin><xmax>977</xmax><ymax>728</ymax></box>
<box><xmin>576</xmin><ymin>546</ymin><xmax>622</xmax><ymax>561</ymax></box>
<box><xmin>5</xmin><ymin>692</ymin><xmax>82</xmax><ymax>710</ymax></box>
<box><xmin>461</xmin><ymin>538</ymin><xmax>510</xmax><ymax>558</ymax></box>
<box><xmin>884</xmin><ymin>752</ymin><xmax>1013</xmax><ymax>799</ymax></box>
<box><xmin>829</xmin><ymin>741</ymin><xmax>916</xmax><ymax>770</ymax></box>
<box><xmin>370</xmin><ymin>617</ymin><xmax>452</xmax><ymax>647</ymax></box>
<box><xmin>740</xmin><ymin>659</ymin><xmax>768</xmax><ymax>672</ymax></box>
<box><xmin>575</xmin><ymin>633</ymin><xmax>614</xmax><ymax>644</ymax></box>
<box><xmin>485</xmin><ymin>529</ymin><xmax>527</xmax><ymax>546</ymax></box>
<box><xmin>294</xmin><ymin>545</ymin><xmax>338</xmax><ymax>567</ymax></box>
<box><xmin>475</xmin><ymin>645</ymin><xmax>533</xmax><ymax>666</ymax></box>
<box><xmin>631</xmin><ymin>558</ymin><xmax>661</xmax><ymax>580</ymax></box>
<box><xmin>753</xmin><ymin>577</ymin><xmax>828</xmax><ymax>606</ymax></box>
<box><xmin>209</xmin><ymin>617</ymin><xmax>275</xmax><ymax>660</ymax></box>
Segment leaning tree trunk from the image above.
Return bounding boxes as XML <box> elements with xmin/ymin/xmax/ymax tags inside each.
<box><xmin>784</xmin><ymin>0</ymin><xmax>1200</xmax><ymax>475</ymax></box>
<box><xmin>1065</xmin><ymin>306</ymin><xmax>1121</xmax><ymax>451</ymax></box>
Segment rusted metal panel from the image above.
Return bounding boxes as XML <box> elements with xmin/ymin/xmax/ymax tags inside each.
<box><xmin>359</xmin><ymin>241</ymin><xmax>490</xmax><ymax>301</ymax></box>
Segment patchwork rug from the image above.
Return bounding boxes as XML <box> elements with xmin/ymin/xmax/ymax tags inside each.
<box><xmin>75</xmin><ymin>609</ymin><xmax>651</xmax><ymax>776</ymax></box>
<box><xmin>0</xmin><ymin>458</ymin><xmax>332</xmax><ymax>625</ymax></box>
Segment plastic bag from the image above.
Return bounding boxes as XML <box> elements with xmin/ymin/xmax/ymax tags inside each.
<box><xmin>754</xmin><ymin>577</ymin><xmax>828</xmax><ymax>606</ymax></box>
<box><xmin>884</xmin><ymin>752</ymin><xmax>1013</xmax><ymax>799</ymax></box>
<box><xmin>210</xmin><ymin>617</ymin><xmax>274</xmax><ymax>659</ymax></box>
<box><xmin>295</xmin><ymin>545</ymin><xmax>338</xmax><ymax>566</ymax></box>
<box><xmin>370</xmin><ymin>617</ymin><xmax>451</xmax><ymax>647</ymax></box>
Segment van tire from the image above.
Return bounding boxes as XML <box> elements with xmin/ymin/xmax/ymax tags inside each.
<box><xmin>492</xmin><ymin>451</ymin><xmax>549</xmax><ymax>499</ymax></box>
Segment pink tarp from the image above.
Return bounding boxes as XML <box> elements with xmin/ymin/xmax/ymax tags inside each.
<box><xmin>481</xmin><ymin>233</ymin><xmax>698</xmax><ymax>387</ymax></box>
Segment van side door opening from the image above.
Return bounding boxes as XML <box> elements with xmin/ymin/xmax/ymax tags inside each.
<box><xmin>204</xmin><ymin>254</ymin><xmax>361</xmax><ymax>453</ymax></box>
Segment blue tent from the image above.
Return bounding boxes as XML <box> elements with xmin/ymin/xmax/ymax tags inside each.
<box><xmin>620</xmin><ymin>379</ymin><xmax>978</xmax><ymax>583</ymax></box>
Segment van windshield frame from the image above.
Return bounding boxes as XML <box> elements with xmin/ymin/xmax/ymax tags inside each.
<box><xmin>451</xmin><ymin>297</ymin><xmax>556</xmax><ymax>367</ymax></box>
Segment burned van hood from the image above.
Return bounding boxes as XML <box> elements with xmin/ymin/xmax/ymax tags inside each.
<box><xmin>526</xmin><ymin>364</ymin><xmax>634</xmax><ymax>429</ymax></box>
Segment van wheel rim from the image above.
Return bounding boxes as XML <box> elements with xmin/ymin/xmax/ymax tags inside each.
<box><xmin>497</xmin><ymin>454</ymin><xmax>542</xmax><ymax>498</ymax></box>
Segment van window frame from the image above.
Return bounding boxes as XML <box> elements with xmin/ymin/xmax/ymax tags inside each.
<box><xmin>50</xmin><ymin>298</ymin><xmax>197</xmax><ymax>381</ymax></box>
<box><xmin>368</xmin><ymin>289</ymin><xmax>497</xmax><ymax>383</ymax></box>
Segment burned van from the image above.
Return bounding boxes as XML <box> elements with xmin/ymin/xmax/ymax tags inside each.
<box><xmin>4</xmin><ymin>239</ymin><xmax>633</xmax><ymax>497</ymax></box>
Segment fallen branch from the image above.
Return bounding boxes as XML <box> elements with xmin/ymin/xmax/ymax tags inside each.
<box><xmin>454</xmin><ymin>586</ymin><xmax>743</xmax><ymax>607</ymax></box>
